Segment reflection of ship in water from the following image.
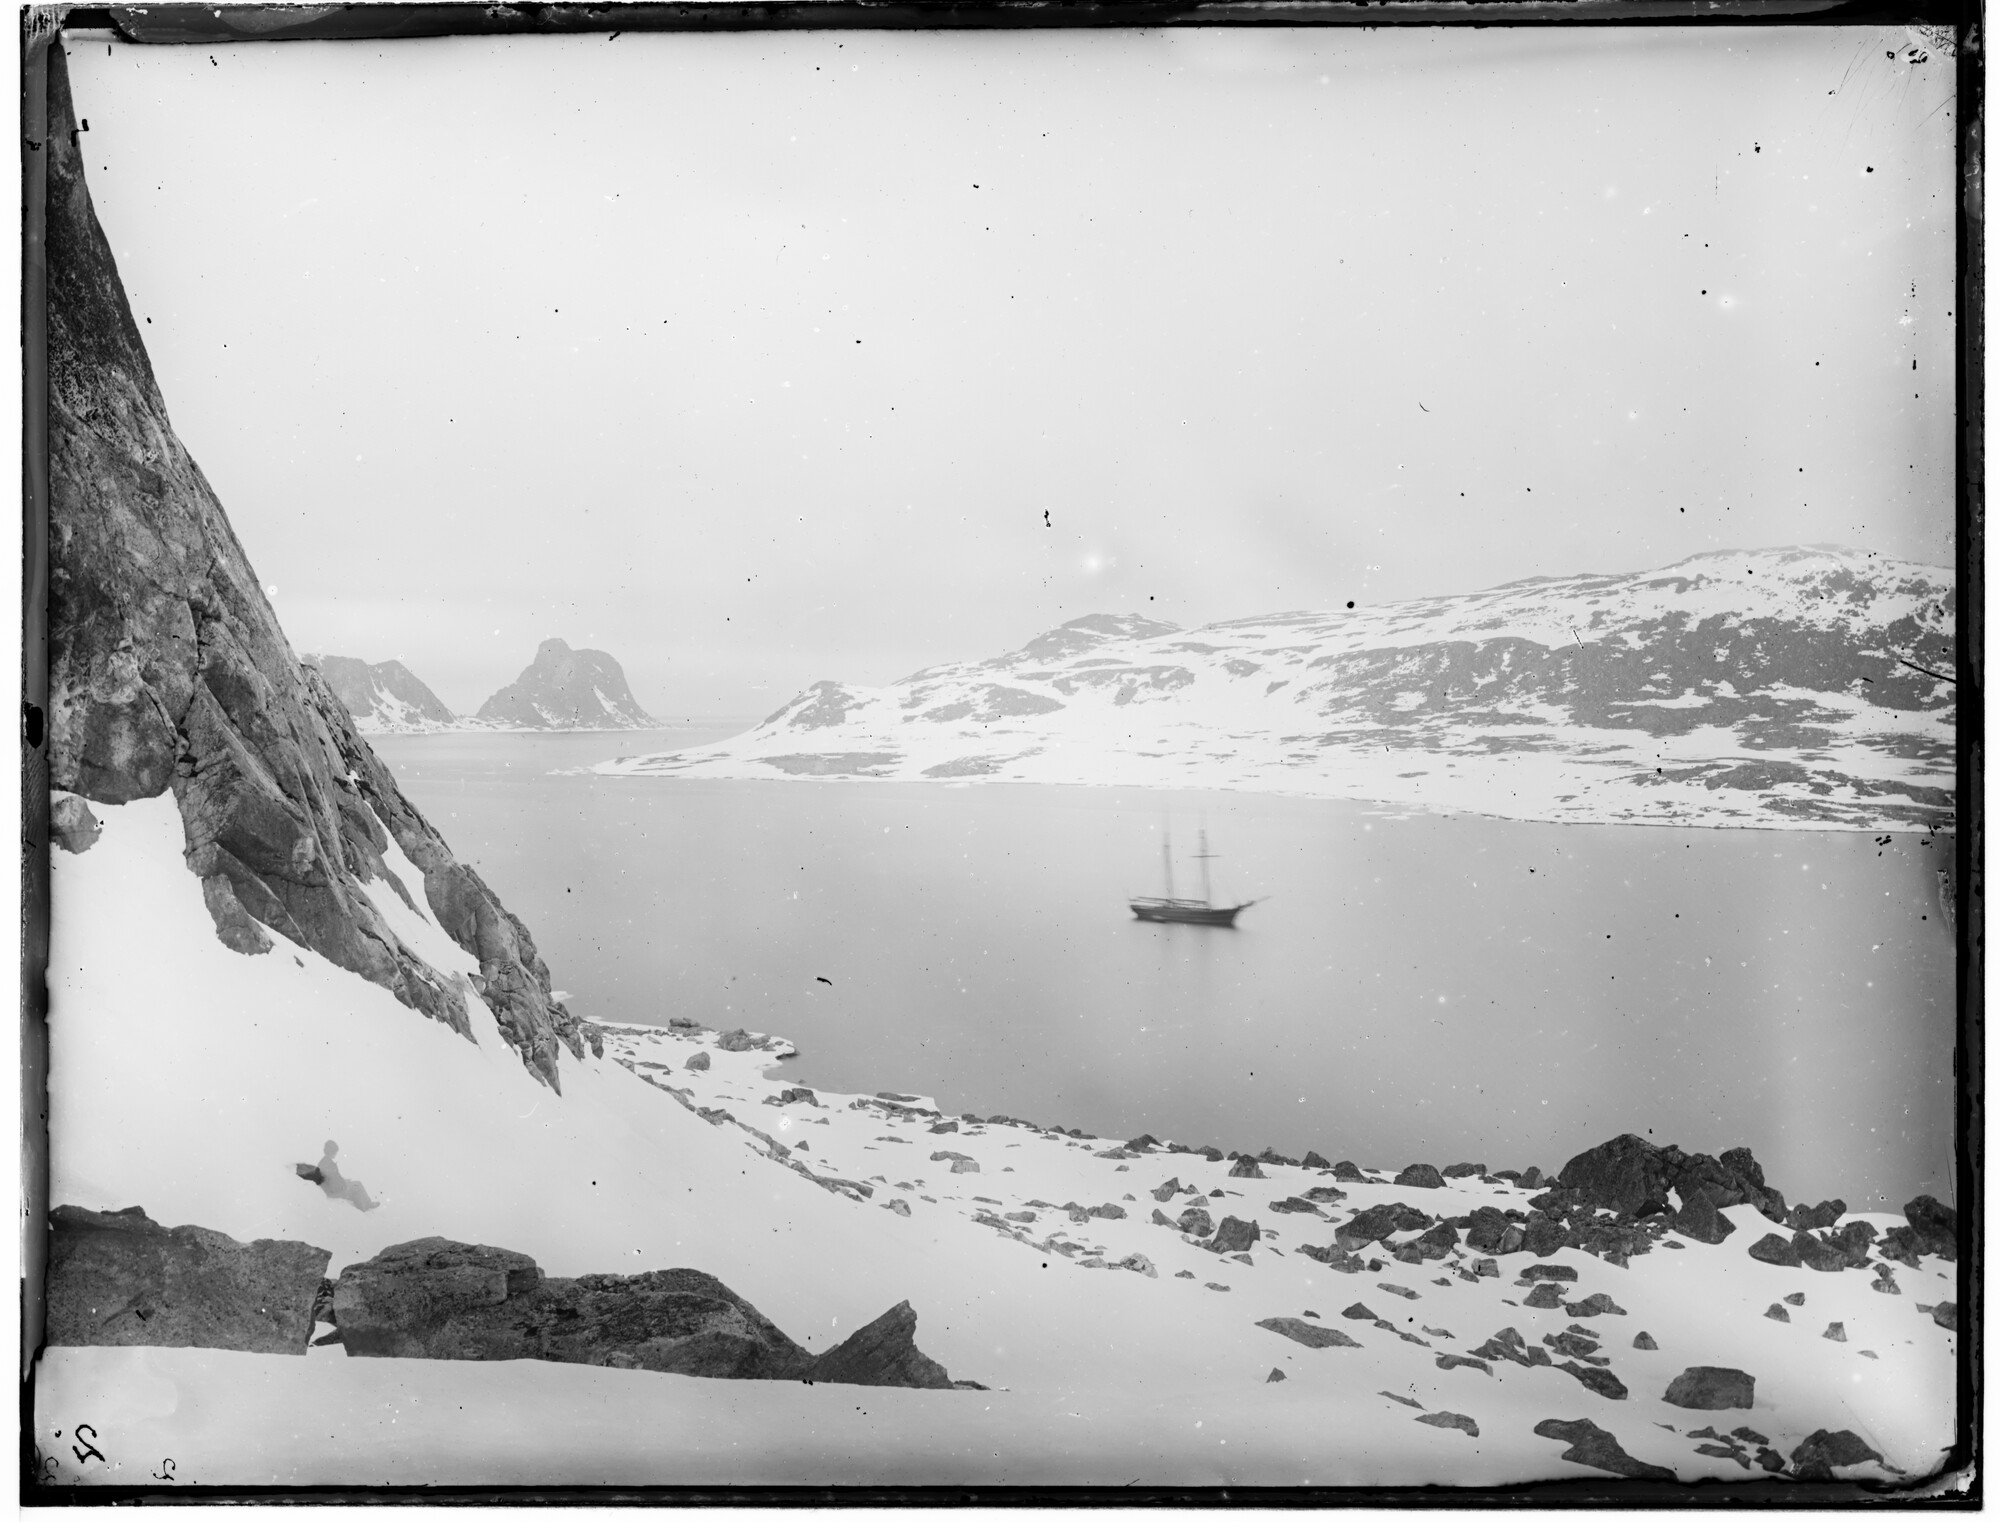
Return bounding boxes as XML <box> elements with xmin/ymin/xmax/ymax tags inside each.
<box><xmin>1128</xmin><ymin>828</ymin><xmax>1262</xmax><ymax>927</ymax></box>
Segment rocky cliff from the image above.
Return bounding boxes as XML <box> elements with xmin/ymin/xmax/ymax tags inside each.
<box><xmin>43</xmin><ymin>42</ymin><xmax>591</xmax><ymax>1090</ymax></box>
<box><xmin>308</xmin><ymin>654</ymin><xmax>456</xmax><ymax>731</ymax></box>
<box><xmin>475</xmin><ymin>637</ymin><xmax>653</xmax><ymax>729</ymax></box>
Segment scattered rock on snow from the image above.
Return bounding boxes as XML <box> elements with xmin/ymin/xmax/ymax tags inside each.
<box><xmin>1435</xmin><ymin>1353</ymin><xmax>1492</xmax><ymax>1376</ymax></box>
<box><xmin>1565</xmin><ymin>1293</ymin><xmax>1627</xmax><ymax>1318</ymax></box>
<box><xmin>1395</xmin><ymin>1163</ymin><xmax>1446</xmax><ymax>1189</ymax></box>
<box><xmin>1266</xmin><ymin>1366</ymin><xmax>1287</xmax><ymax>1382</ymax></box>
<box><xmin>1208</xmin><ymin>1216</ymin><xmax>1262</xmax><ymax>1255</ymax></box>
<box><xmin>1764</xmin><ymin>1304</ymin><xmax>1790</xmax><ymax>1322</ymax></box>
<box><xmin>1228</xmin><ymin>1156</ymin><xmax>1267</xmax><ymax>1179</ymax></box>
<box><xmin>1789</xmin><ymin>1428</ymin><xmax>1886</xmax><ymax>1479</ymax></box>
<box><xmin>1557</xmin><ymin>1360</ymin><xmax>1629</xmax><ymax>1399</ymax></box>
<box><xmin>1416</xmin><ymin>1410</ymin><xmax>1480</xmax><ymax>1436</ymax></box>
<box><xmin>1822</xmin><ymin>1322</ymin><xmax>1847</xmax><ymax>1342</ymax></box>
<box><xmin>1257</xmin><ymin>1316</ymin><xmax>1362</xmax><ymax>1350</ymax></box>
<box><xmin>1747</xmin><ymin>1233</ymin><xmax>1802</xmax><ymax>1267</ymax></box>
<box><xmin>685</xmin><ymin>1051</ymin><xmax>712</xmax><ymax>1072</ymax></box>
<box><xmin>1632</xmin><ymin>1331</ymin><xmax>1658</xmax><ymax>1350</ymax></box>
<box><xmin>50</xmin><ymin>794</ymin><xmax>102</xmax><ymax>854</ymax></box>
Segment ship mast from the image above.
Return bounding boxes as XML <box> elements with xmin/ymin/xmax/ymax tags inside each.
<box><xmin>1162</xmin><ymin>831</ymin><xmax>1175</xmax><ymax>901</ymax></box>
<box><xmin>1196</xmin><ymin>828</ymin><xmax>1215</xmax><ymax>905</ymax></box>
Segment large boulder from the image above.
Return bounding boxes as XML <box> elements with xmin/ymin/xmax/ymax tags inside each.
<box><xmin>1789</xmin><ymin>1429</ymin><xmax>1885</xmax><ymax>1479</ymax></box>
<box><xmin>44</xmin><ymin>1205</ymin><xmax>329</xmax><ymax>1355</ymax></box>
<box><xmin>1394</xmin><ymin>1163</ymin><xmax>1445</xmax><ymax>1189</ymax></box>
<box><xmin>1557</xmin><ymin>1134</ymin><xmax>1784</xmax><ymax>1222</ymax></box>
<box><xmin>1748</xmin><ymin>1233</ymin><xmax>1802</xmax><ymax>1267</ymax></box>
<box><xmin>1670</xmin><ymin>1190</ymin><xmax>1736</xmax><ymax>1246</ymax></box>
<box><xmin>1902</xmin><ymin>1195</ymin><xmax>1958</xmax><ymax>1260</ymax></box>
<box><xmin>328</xmin><ymin>1237</ymin><xmax>959</xmax><ymax>1387</ymax></box>
<box><xmin>1208</xmin><ymin>1216</ymin><xmax>1262</xmax><ymax>1255</ymax></box>
<box><xmin>1464</xmin><ymin>1206</ymin><xmax>1513</xmax><ymax>1252</ymax></box>
<box><xmin>1663</xmin><ymin>1366</ymin><xmax>1756</xmax><ymax>1410</ymax></box>
<box><xmin>41</xmin><ymin>40</ymin><xmax>592</xmax><ymax>1089</ymax></box>
<box><xmin>1341</xmin><ymin>1202</ymin><xmax>1432</xmax><ymax>1245</ymax></box>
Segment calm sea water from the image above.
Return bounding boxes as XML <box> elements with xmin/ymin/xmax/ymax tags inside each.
<box><xmin>373</xmin><ymin>726</ymin><xmax>1957</xmax><ymax>1207</ymax></box>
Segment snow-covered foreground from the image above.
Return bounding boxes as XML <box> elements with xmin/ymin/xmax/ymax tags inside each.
<box><xmin>593</xmin><ymin>547</ymin><xmax>1954</xmax><ymax>833</ymax></box>
<box><xmin>38</xmin><ymin>797</ymin><xmax>1955</xmax><ymax>1488</ymax></box>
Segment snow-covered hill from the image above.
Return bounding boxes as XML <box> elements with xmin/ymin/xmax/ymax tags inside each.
<box><xmin>306</xmin><ymin>654</ymin><xmax>457</xmax><ymax>733</ymax></box>
<box><xmin>475</xmin><ymin>638</ymin><xmax>654</xmax><ymax>730</ymax></box>
<box><xmin>597</xmin><ymin>549</ymin><xmax>1955</xmax><ymax>832</ymax></box>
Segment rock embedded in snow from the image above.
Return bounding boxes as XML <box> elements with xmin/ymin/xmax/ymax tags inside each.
<box><xmin>1434</xmin><ymin>1354</ymin><xmax>1491</xmax><ymax>1376</ymax></box>
<box><xmin>684</xmin><ymin>1051</ymin><xmax>711</xmax><ymax>1072</ymax></box>
<box><xmin>1415</xmin><ymin>1411</ymin><xmax>1479</xmax><ymax>1437</ymax></box>
<box><xmin>1266</xmin><ymin>1367</ymin><xmax>1286</xmax><ymax>1383</ymax></box>
<box><xmin>1822</xmin><ymin>1322</ymin><xmax>1847</xmax><ymax>1342</ymax></box>
<box><xmin>1789</xmin><ymin>1429</ymin><xmax>1887</xmax><ymax>1479</ymax></box>
<box><xmin>1533</xmin><ymin>1417</ymin><xmax>1675</xmax><ymax>1480</ymax></box>
<box><xmin>1227</xmin><ymin>1156</ymin><xmax>1266</xmax><ymax>1179</ymax></box>
<box><xmin>1565</xmin><ymin>1293</ymin><xmax>1627</xmax><ymax>1318</ymax></box>
<box><xmin>1256</xmin><ymin>1317</ymin><xmax>1362</xmax><ymax>1350</ymax></box>
<box><xmin>1632</xmin><ymin>1331</ymin><xmax>1659</xmax><ymax>1350</ymax></box>
<box><xmin>1764</xmin><ymin>1304</ymin><xmax>1790</xmax><ymax>1322</ymax></box>
<box><xmin>1394</xmin><ymin>1163</ymin><xmax>1445</xmax><ymax>1189</ymax></box>
<box><xmin>1748</xmin><ymin>1233</ymin><xmax>1803</xmax><ymax>1267</ymax></box>
<box><xmin>1662</xmin><ymin>1366</ymin><xmax>1756</xmax><ymax>1410</ymax></box>
<box><xmin>1208</xmin><ymin>1216</ymin><xmax>1261</xmax><ymax>1255</ymax></box>
<box><xmin>1557</xmin><ymin>1360</ymin><xmax>1630</xmax><ymax>1400</ymax></box>
<box><xmin>1789</xmin><ymin>1199</ymin><xmax>1847</xmax><ymax>1232</ymax></box>
<box><xmin>1523</xmin><ymin>1283</ymin><xmax>1567</xmax><ymax>1309</ymax></box>
<box><xmin>1929</xmin><ymin>1301</ymin><xmax>1957</xmax><ymax>1330</ymax></box>
<box><xmin>1331</xmin><ymin>1160</ymin><xmax>1367</xmax><ymax>1182</ymax></box>
<box><xmin>44</xmin><ymin>1205</ymin><xmax>330</xmax><ymax>1356</ymax></box>
<box><xmin>1670</xmin><ymin>1190</ymin><xmax>1736</xmax><ymax>1245</ymax></box>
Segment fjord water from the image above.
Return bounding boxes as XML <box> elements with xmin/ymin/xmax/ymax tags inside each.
<box><xmin>373</xmin><ymin>727</ymin><xmax>1956</xmax><ymax>1207</ymax></box>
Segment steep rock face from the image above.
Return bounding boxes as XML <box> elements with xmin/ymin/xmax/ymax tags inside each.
<box><xmin>475</xmin><ymin>638</ymin><xmax>652</xmax><ymax>729</ymax></box>
<box><xmin>44</xmin><ymin>1205</ymin><xmax>330</xmax><ymax>1355</ymax></box>
<box><xmin>43</xmin><ymin>44</ymin><xmax>591</xmax><ymax>1090</ymax></box>
<box><xmin>329</xmin><ymin>1238</ymin><xmax>960</xmax><ymax>1387</ymax></box>
<box><xmin>308</xmin><ymin>655</ymin><xmax>455</xmax><ymax>730</ymax></box>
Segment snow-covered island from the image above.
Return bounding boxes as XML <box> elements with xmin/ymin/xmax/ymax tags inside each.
<box><xmin>306</xmin><ymin>638</ymin><xmax>655</xmax><ymax>734</ymax></box>
<box><xmin>595</xmin><ymin>549</ymin><xmax>1955</xmax><ymax>833</ymax></box>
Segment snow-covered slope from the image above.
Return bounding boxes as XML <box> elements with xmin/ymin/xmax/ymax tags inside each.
<box><xmin>306</xmin><ymin>654</ymin><xmax>457</xmax><ymax>733</ymax></box>
<box><xmin>597</xmin><ymin>549</ymin><xmax>1955</xmax><ymax>832</ymax></box>
<box><xmin>476</xmin><ymin>638</ymin><xmax>654</xmax><ymax>730</ymax></box>
<box><xmin>38</xmin><ymin>795</ymin><xmax>1956</xmax><ymax>1488</ymax></box>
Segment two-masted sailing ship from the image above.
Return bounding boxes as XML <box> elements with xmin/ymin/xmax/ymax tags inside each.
<box><xmin>1128</xmin><ymin>828</ymin><xmax>1262</xmax><ymax>927</ymax></box>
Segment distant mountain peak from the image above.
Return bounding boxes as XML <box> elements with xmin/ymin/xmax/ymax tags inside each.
<box><xmin>1011</xmin><ymin>612</ymin><xmax>1182</xmax><ymax>665</ymax></box>
<box><xmin>308</xmin><ymin>653</ymin><xmax>456</xmax><ymax>733</ymax></box>
<box><xmin>476</xmin><ymin>639</ymin><xmax>653</xmax><ymax>730</ymax></box>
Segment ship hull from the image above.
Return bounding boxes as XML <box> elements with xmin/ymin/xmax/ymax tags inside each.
<box><xmin>1129</xmin><ymin>899</ymin><xmax>1245</xmax><ymax>927</ymax></box>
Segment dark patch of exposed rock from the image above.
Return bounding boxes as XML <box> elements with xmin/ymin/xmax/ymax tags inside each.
<box><xmin>1789</xmin><ymin>1429</ymin><xmax>1885</xmax><ymax>1479</ymax></box>
<box><xmin>1663</xmin><ymin>1366</ymin><xmax>1755</xmax><ymax>1410</ymax></box>
<box><xmin>1301</xmin><ymin>1150</ymin><xmax>1331</xmax><ymax>1170</ymax></box>
<box><xmin>1379</xmin><ymin>1282</ymin><xmax>1419</xmax><ymax>1300</ymax></box>
<box><xmin>1732</xmin><ymin>1425</ymin><xmax>1769</xmax><ymax>1445</ymax></box>
<box><xmin>1532</xmin><ymin>1417</ymin><xmax>1675</xmax><ymax>1480</ymax></box>
<box><xmin>716</xmin><ymin>1028</ymin><xmax>759</xmax><ymax>1053</ymax></box>
<box><xmin>1632</xmin><ymin>1331</ymin><xmax>1658</xmax><ymax>1350</ymax></box>
<box><xmin>1412</xmin><ymin>1222</ymin><xmax>1460</xmax><ymax>1260</ymax></box>
<box><xmin>1471</xmin><ymin>1326</ymin><xmax>1553</xmax><ymax>1368</ymax></box>
<box><xmin>1395</xmin><ymin>1163</ymin><xmax>1445</xmax><ymax>1189</ymax></box>
<box><xmin>1125</xmin><ymin>1133</ymin><xmax>1158</xmax><ymax>1151</ymax></box>
<box><xmin>930</xmin><ymin>1151</ymin><xmax>980</xmax><ymax>1174</ymax></box>
<box><xmin>45</xmin><ymin>1205</ymin><xmax>329</xmax><ymax>1355</ymax></box>
<box><xmin>1523</xmin><ymin>1282</ymin><xmax>1567</xmax><ymax>1309</ymax></box>
<box><xmin>1341</xmin><ymin>1201</ymin><xmax>1433</xmax><ymax>1245</ymax></box>
<box><xmin>1434</xmin><ymin>1353</ymin><xmax>1491</xmax><ymax>1375</ymax></box>
<box><xmin>1331</xmin><ymin>1160</ymin><xmax>1367</xmax><ymax>1182</ymax></box>
<box><xmin>1441</xmin><ymin>1162</ymin><xmax>1486</xmax><ymax>1179</ymax></box>
<box><xmin>1748</xmin><ymin>1232</ymin><xmax>1801</xmax><ymax>1267</ymax></box>
<box><xmin>1794</xmin><ymin>1231</ymin><xmax>1854</xmax><ymax>1273</ymax></box>
<box><xmin>1783</xmin><ymin>1291</ymin><xmax>1804</xmax><ymax>1304</ymax></box>
<box><xmin>1416</xmin><ymin>1410</ymin><xmax>1479</xmax><ymax>1436</ymax></box>
<box><xmin>1257</xmin><ymin>1317</ymin><xmax>1361</xmax><ymax>1350</ymax></box>
<box><xmin>1518</xmin><ymin>1263</ymin><xmax>1580</xmax><ymax>1283</ymax></box>
<box><xmin>1257</xmin><ymin>1147</ymin><xmax>1298</xmax><ymax>1168</ymax></box>
<box><xmin>1929</xmin><ymin>1301</ymin><xmax>1957</xmax><ymax>1330</ymax></box>
<box><xmin>1764</xmin><ymin>1303</ymin><xmax>1790</xmax><ymax>1322</ymax></box>
<box><xmin>1266</xmin><ymin>1366</ymin><xmax>1286</xmax><ymax>1382</ymax></box>
<box><xmin>1227</xmin><ymin>1156</ymin><xmax>1266</xmax><ymax>1179</ymax></box>
<box><xmin>332</xmin><ymin>1238</ymin><xmax>957</xmax><ymax>1387</ymax></box>
<box><xmin>1177</xmin><ymin>1207</ymin><xmax>1214</xmax><ymax>1237</ymax></box>
<box><xmin>685</xmin><ymin>1051</ymin><xmax>712</xmax><ymax>1072</ymax></box>
<box><xmin>1302</xmin><ymin>1184</ymin><xmax>1348</xmax><ymax>1204</ymax></box>
<box><xmin>1565</xmin><ymin>1293</ymin><xmax>1626</xmax><ymax>1318</ymax></box>
<box><xmin>1557</xmin><ymin>1360</ymin><xmax>1629</xmax><ymax>1400</ymax></box>
<box><xmin>43</xmin><ymin>50</ymin><xmax>592</xmax><ymax>1088</ymax></box>
<box><xmin>50</xmin><ymin>794</ymin><xmax>102</xmax><ymax>853</ymax></box>
<box><xmin>1208</xmin><ymin>1216</ymin><xmax>1262</xmax><ymax>1255</ymax></box>
<box><xmin>1899</xmin><ymin>1195</ymin><xmax>1958</xmax><ymax>1260</ymax></box>
<box><xmin>1822</xmin><ymin>1321</ymin><xmax>1846</xmax><ymax>1342</ymax></box>
<box><xmin>1150</xmin><ymin>1208</ymin><xmax>1175</xmax><ymax>1227</ymax></box>
<box><xmin>1381</xmin><ymin>1390</ymin><xmax>1424</xmax><ymax>1409</ymax></box>
<box><xmin>1341</xmin><ymin>1302</ymin><xmax>1378</xmax><ymax>1320</ymax></box>
<box><xmin>1267</xmin><ymin>1196</ymin><xmax>1322</xmax><ymax>1215</ymax></box>
<box><xmin>1151</xmin><ymin>1178</ymin><xmax>1182</xmax><ymax>1202</ymax></box>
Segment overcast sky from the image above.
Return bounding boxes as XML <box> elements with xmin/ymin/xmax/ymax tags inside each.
<box><xmin>66</xmin><ymin>25</ymin><xmax>1955</xmax><ymax>717</ymax></box>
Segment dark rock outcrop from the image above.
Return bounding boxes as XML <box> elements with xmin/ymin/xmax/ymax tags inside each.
<box><xmin>1557</xmin><ymin>1360</ymin><xmax>1629</xmax><ymax>1399</ymax></box>
<box><xmin>1881</xmin><ymin>1195</ymin><xmax>1959</xmax><ymax>1264</ymax></box>
<box><xmin>44</xmin><ymin>41</ymin><xmax>593</xmax><ymax>1090</ymax></box>
<box><xmin>329</xmin><ymin>1237</ymin><xmax>958</xmax><ymax>1387</ymax></box>
<box><xmin>475</xmin><ymin>637</ymin><xmax>653</xmax><ymax>729</ymax></box>
<box><xmin>1227</xmin><ymin>1156</ymin><xmax>1266</xmax><ymax>1180</ymax></box>
<box><xmin>1670</xmin><ymin>1191</ymin><xmax>1736</xmax><ymax>1245</ymax></box>
<box><xmin>1341</xmin><ymin>1202</ymin><xmax>1432</xmax><ymax>1245</ymax></box>
<box><xmin>1177</xmin><ymin>1207</ymin><xmax>1215</xmax><ymax>1237</ymax></box>
<box><xmin>1331</xmin><ymin>1160</ymin><xmax>1368</xmax><ymax>1182</ymax></box>
<box><xmin>1663</xmin><ymin>1366</ymin><xmax>1755</xmax><ymax>1410</ymax></box>
<box><xmin>45</xmin><ymin>1205</ymin><xmax>329</xmax><ymax>1355</ymax></box>
<box><xmin>1394</xmin><ymin>1163</ymin><xmax>1445</xmax><ymax>1189</ymax></box>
